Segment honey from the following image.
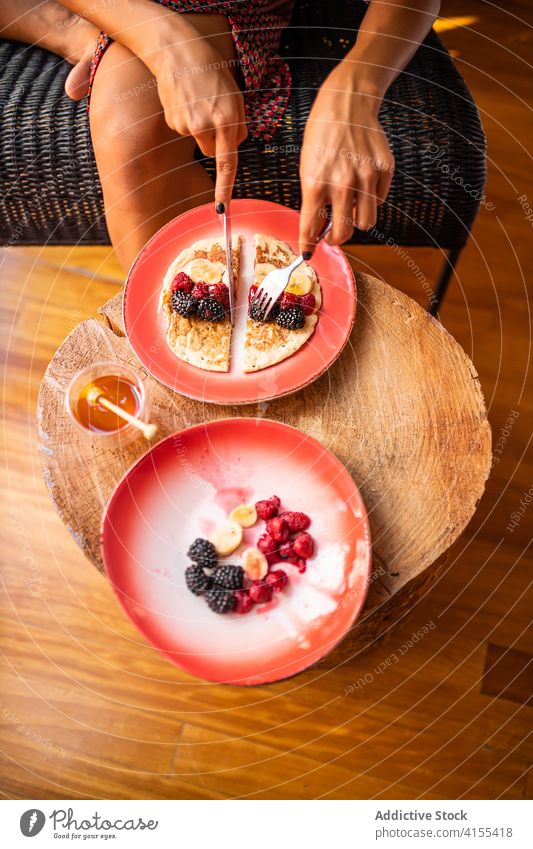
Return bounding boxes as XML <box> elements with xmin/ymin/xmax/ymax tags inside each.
<box><xmin>75</xmin><ymin>374</ymin><xmax>142</xmax><ymax>433</ymax></box>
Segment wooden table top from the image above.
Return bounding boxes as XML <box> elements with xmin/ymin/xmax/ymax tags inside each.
<box><xmin>37</xmin><ymin>271</ymin><xmax>491</xmax><ymax>657</ymax></box>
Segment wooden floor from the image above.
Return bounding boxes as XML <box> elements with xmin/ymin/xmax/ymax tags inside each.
<box><xmin>1</xmin><ymin>1</ymin><xmax>531</xmax><ymax>800</ymax></box>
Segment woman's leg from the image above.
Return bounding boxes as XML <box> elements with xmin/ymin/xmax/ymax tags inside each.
<box><xmin>89</xmin><ymin>13</ymin><xmax>238</xmax><ymax>272</ymax></box>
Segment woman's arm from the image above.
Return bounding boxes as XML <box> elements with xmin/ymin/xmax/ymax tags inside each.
<box><xmin>0</xmin><ymin>0</ymin><xmax>98</xmax><ymax>62</ymax></box>
<box><xmin>59</xmin><ymin>0</ymin><xmax>247</xmax><ymax>208</ymax></box>
<box><xmin>299</xmin><ymin>0</ymin><xmax>440</xmax><ymax>254</ymax></box>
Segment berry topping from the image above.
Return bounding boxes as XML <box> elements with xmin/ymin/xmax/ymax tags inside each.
<box><xmin>293</xmin><ymin>532</ymin><xmax>315</xmax><ymax>559</ymax></box>
<box><xmin>171</xmin><ymin>290</ymin><xmax>198</xmax><ymax>317</ymax></box>
<box><xmin>276</xmin><ymin>305</ymin><xmax>306</xmax><ymax>330</ymax></box>
<box><xmin>266</xmin><ymin>516</ymin><xmax>290</xmax><ymax>543</ymax></box>
<box><xmin>171</xmin><ymin>271</ymin><xmax>193</xmax><ymax>293</ymax></box>
<box><xmin>234</xmin><ymin>589</ymin><xmax>254</xmax><ymax>614</ymax></box>
<box><xmin>185</xmin><ymin>564</ymin><xmax>212</xmax><ymax>596</ymax></box>
<box><xmin>197</xmin><ymin>297</ymin><xmax>227</xmax><ymax>322</ymax></box>
<box><xmin>279</xmin><ymin>511</ymin><xmax>311</xmax><ymax>533</ymax></box>
<box><xmin>242</xmin><ymin>547</ymin><xmax>268</xmax><ymax>581</ymax></box>
<box><xmin>249</xmin><ymin>580</ymin><xmax>273</xmax><ymax>605</ymax></box>
<box><xmin>209</xmin><ymin>283</ymin><xmax>230</xmax><ymax>307</ymax></box>
<box><xmin>255</xmin><ymin>496</ymin><xmax>280</xmax><ymax>521</ymax></box>
<box><xmin>248</xmin><ymin>285</ymin><xmax>259</xmax><ymax>304</ymax></box>
<box><xmin>249</xmin><ymin>299</ymin><xmax>280</xmax><ymax>323</ymax></box>
<box><xmin>257</xmin><ymin>532</ymin><xmax>278</xmax><ymax>558</ymax></box>
<box><xmin>278</xmin><ymin>541</ymin><xmax>295</xmax><ymax>559</ymax></box>
<box><xmin>280</xmin><ymin>292</ymin><xmax>300</xmax><ymax>311</ymax></box>
<box><xmin>265</xmin><ymin>569</ymin><xmax>288</xmax><ymax>593</ymax></box>
<box><xmin>187</xmin><ymin>538</ymin><xmax>218</xmax><ymax>569</ymax></box>
<box><xmin>191</xmin><ymin>282</ymin><xmax>209</xmax><ymax>300</ymax></box>
<box><xmin>205</xmin><ymin>587</ymin><xmax>237</xmax><ymax>614</ymax></box>
<box><xmin>300</xmin><ymin>293</ymin><xmax>317</xmax><ymax>315</ymax></box>
<box><xmin>212</xmin><ymin>564</ymin><xmax>244</xmax><ymax>590</ymax></box>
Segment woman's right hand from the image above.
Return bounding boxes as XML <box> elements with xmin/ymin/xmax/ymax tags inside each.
<box><xmin>149</xmin><ymin>19</ymin><xmax>248</xmax><ymax>208</ymax></box>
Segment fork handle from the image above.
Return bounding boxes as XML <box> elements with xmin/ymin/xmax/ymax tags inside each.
<box><xmin>292</xmin><ymin>219</ymin><xmax>332</xmax><ymax>271</ymax></box>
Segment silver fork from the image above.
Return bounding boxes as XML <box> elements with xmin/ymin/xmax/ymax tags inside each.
<box><xmin>250</xmin><ymin>219</ymin><xmax>333</xmax><ymax>321</ymax></box>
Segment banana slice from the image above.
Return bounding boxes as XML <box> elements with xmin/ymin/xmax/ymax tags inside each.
<box><xmin>210</xmin><ymin>521</ymin><xmax>243</xmax><ymax>556</ymax></box>
<box><xmin>242</xmin><ymin>547</ymin><xmax>268</xmax><ymax>581</ymax></box>
<box><xmin>285</xmin><ymin>266</ymin><xmax>314</xmax><ymax>296</ymax></box>
<box><xmin>229</xmin><ymin>503</ymin><xmax>257</xmax><ymax>528</ymax></box>
<box><xmin>184</xmin><ymin>258</ymin><xmax>225</xmax><ymax>286</ymax></box>
<box><xmin>254</xmin><ymin>263</ymin><xmax>276</xmax><ymax>285</ymax></box>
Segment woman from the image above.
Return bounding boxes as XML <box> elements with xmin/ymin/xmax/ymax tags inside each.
<box><xmin>1</xmin><ymin>0</ymin><xmax>440</xmax><ymax>272</ymax></box>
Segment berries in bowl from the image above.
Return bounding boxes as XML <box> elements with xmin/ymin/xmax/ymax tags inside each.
<box><xmin>183</xmin><ymin>495</ymin><xmax>316</xmax><ymax>615</ymax></box>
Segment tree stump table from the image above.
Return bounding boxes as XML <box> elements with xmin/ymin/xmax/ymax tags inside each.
<box><xmin>37</xmin><ymin>273</ymin><xmax>492</xmax><ymax>661</ymax></box>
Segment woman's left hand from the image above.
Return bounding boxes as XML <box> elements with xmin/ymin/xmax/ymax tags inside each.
<box><xmin>299</xmin><ymin>66</ymin><xmax>395</xmax><ymax>255</ymax></box>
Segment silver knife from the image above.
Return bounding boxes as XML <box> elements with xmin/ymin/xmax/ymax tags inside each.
<box><xmin>221</xmin><ymin>205</ymin><xmax>235</xmax><ymax>325</ymax></box>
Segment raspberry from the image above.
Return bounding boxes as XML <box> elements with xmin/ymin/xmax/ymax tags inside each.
<box><xmin>255</xmin><ymin>496</ymin><xmax>280</xmax><ymax>521</ymax></box>
<box><xmin>249</xmin><ymin>580</ymin><xmax>273</xmax><ymax>604</ymax></box>
<box><xmin>234</xmin><ymin>589</ymin><xmax>254</xmax><ymax>614</ymax></box>
<box><xmin>293</xmin><ymin>532</ymin><xmax>315</xmax><ymax>559</ymax></box>
<box><xmin>191</xmin><ymin>282</ymin><xmax>209</xmax><ymax>300</ymax></box>
<box><xmin>266</xmin><ymin>516</ymin><xmax>289</xmax><ymax>543</ymax></box>
<box><xmin>279</xmin><ymin>511</ymin><xmax>311</xmax><ymax>533</ymax></box>
<box><xmin>210</xmin><ymin>283</ymin><xmax>230</xmax><ymax>306</ymax></box>
<box><xmin>278</xmin><ymin>541</ymin><xmax>295</xmax><ymax>559</ymax></box>
<box><xmin>300</xmin><ymin>293</ymin><xmax>317</xmax><ymax>315</ymax></box>
<box><xmin>257</xmin><ymin>533</ymin><xmax>277</xmax><ymax>558</ymax></box>
<box><xmin>248</xmin><ymin>285</ymin><xmax>258</xmax><ymax>304</ymax></box>
<box><xmin>280</xmin><ymin>292</ymin><xmax>300</xmax><ymax>311</ymax></box>
<box><xmin>171</xmin><ymin>271</ymin><xmax>193</xmax><ymax>293</ymax></box>
<box><xmin>265</xmin><ymin>569</ymin><xmax>288</xmax><ymax>592</ymax></box>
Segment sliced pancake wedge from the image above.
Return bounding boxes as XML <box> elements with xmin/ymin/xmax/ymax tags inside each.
<box><xmin>243</xmin><ymin>234</ymin><xmax>321</xmax><ymax>373</ymax></box>
<box><xmin>160</xmin><ymin>235</ymin><xmax>241</xmax><ymax>372</ymax></box>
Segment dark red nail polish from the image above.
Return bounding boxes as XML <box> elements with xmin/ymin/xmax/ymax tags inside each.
<box><xmin>215</xmin><ymin>202</ymin><xmax>225</xmax><ymax>214</ymax></box>
<box><xmin>302</xmin><ymin>250</ymin><xmax>312</xmax><ymax>260</ymax></box>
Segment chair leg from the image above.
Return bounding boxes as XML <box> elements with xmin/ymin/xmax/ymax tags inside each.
<box><xmin>429</xmin><ymin>246</ymin><xmax>464</xmax><ymax>316</ymax></box>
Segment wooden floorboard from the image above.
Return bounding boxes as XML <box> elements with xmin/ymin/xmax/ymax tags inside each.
<box><xmin>0</xmin><ymin>1</ymin><xmax>531</xmax><ymax>799</ymax></box>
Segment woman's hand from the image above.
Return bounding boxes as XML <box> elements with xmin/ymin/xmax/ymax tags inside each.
<box><xmin>148</xmin><ymin>18</ymin><xmax>247</xmax><ymax>208</ymax></box>
<box><xmin>299</xmin><ymin>66</ymin><xmax>394</xmax><ymax>255</ymax></box>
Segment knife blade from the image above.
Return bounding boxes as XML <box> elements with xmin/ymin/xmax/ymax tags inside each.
<box><xmin>222</xmin><ymin>206</ymin><xmax>235</xmax><ymax>325</ymax></box>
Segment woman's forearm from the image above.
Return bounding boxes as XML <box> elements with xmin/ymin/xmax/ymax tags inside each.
<box><xmin>330</xmin><ymin>0</ymin><xmax>441</xmax><ymax>103</ymax></box>
<box><xmin>58</xmin><ymin>0</ymin><xmax>200</xmax><ymax>72</ymax></box>
<box><xmin>0</xmin><ymin>0</ymin><xmax>95</xmax><ymax>60</ymax></box>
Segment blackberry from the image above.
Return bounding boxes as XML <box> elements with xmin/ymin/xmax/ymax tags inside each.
<box><xmin>205</xmin><ymin>587</ymin><xmax>236</xmax><ymax>614</ymax></box>
<box><xmin>171</xmin><ymin>290</ymin><xmax>198</xmax><ymax>317</ymax></box>
<box><xmin>276</xmin><ymin>305</ymin><xmax>305</xmax><ymax>330</ymax></box>
<box><xmin>197</xmin><ymin>297</ymin><xmax>226</xmax><ymax>322</ymax></box>
<box><xmin>187</xmin><ymin>538</ymin><xmax>218</xmax><ymax>569</ymax></box>
<box><xmin>249</xmin><ymin>299</ymin><xmax>280</xmax><ymax>323</ymax></box>
<box><xmin>213</xmin><ymin>564</ymin><xmax>244</xmax><ymax>590</ymax></box>
<box><xmin>185</xmin><ymin>564</ymin><xmax>212</xmax><ymax>596</ymax></box>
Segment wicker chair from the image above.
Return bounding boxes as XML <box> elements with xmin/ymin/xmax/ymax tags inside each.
<box><xmin>0</xmin><ymin>0</ymin><xmax>486</xmax><ymax>313</ymax></box>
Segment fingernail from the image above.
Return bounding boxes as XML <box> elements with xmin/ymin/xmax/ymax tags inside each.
<box><xmin>215</xmin><ymin>202</ymin><xmax>225</xmax><ymax>214</ymax></box>
<box><xmin>302</xmin><ymin>250</ymin><xmax>312</xmax><ymax>261</ymax></box>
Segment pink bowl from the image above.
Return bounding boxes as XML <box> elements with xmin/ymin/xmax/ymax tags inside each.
<box><xmin>101</xmin><ymin>418</ymin><xmax>371</xmax><ymax>685</ymax></box>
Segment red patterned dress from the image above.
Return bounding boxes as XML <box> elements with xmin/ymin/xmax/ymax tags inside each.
<box><xmin>88</xmin><ymin>0</ymin><xmax>294</xmax><ymax>141</ymax></box>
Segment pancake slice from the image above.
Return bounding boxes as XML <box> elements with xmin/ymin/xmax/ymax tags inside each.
<box><xmin>160</xmin><ymin>235</ymin><xmax>241</xmax><ymax>372</ymax></box>
<box><xmin>243</xmin><ymin>234</ymin><xmax>321</xmax><ymax>373</ymax></box>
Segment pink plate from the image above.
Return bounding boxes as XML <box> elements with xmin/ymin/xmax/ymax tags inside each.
<box><xmin>124</xmin><ymin>199</ymin><xmax>356</xmax><ymax>404</ymax></box>
<box><xmin>101</xmin><ymin>419</ymin><xmax>371</xmax><ymax>685</ymax></box>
